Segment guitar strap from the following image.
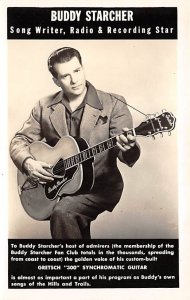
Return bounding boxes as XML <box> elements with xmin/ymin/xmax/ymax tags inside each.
<box><xmin>126</xmin><ymin>102</ymin><xmax>148</xmax><ymax>117</ymax></box>
<box><xmin>115</xmin><ymin>97</ymin><xmax>149</xmax><ymax>117</ymax></box>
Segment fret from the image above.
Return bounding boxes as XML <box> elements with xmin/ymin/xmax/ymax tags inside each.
<box><xmin>70</xmin><ymin>156</ymin><xmax>75</xmax><ymax>166</ymax></box>
<box><xmin>110</xmin><ymin>137</ymin><xmax>117</xmax><ymax>147</ymax></box>
<box><xmin>87</xmin><ymin>148</ymin><xmax>92</xmax><ymax>158</ymax></box>
<box><xmin>78</xmin><ymin>152</ymin><xmax>83</xmax><ymax>162</ymax></box>
<box><xmin>64</xmin><ymin>159</ymin><xmax>68</xmax><ymax>169</ymax></box>
<box><xmin>102</xmin><ymin>141</ymin><xmax>108</xmax><ymax>150</ymax></box>
<box><xmin>91</xmin><ymin>146</ymin><xmax>97</xmax><ymax>156</ymax></box>
<box><xmin>98</xmin><ymin>143</ymin><xmax>105</xmax><ymax>152</ymax></box>
<box><xmin>75</xmin><ymin>154</ymin><xmax>80</xmax><ymax>164</ymax></box>
<box><xmin>66</xmin><ymin>158</ymin><xmax>72</xmax><ymax>168</ymax></box>
<box><xmin>107</xmin><ymin>139</ymin><xmax>114</xmax><ymax>148</ymax></box>
<box><xmin>82</xmin><ymin>151</ymin><xmax>88</xmax><ymax>160</ymax></box>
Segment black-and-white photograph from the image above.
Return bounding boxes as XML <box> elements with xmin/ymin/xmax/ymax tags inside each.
<box><xmin>9</xmin><ymin>40</ymin><xmax>177</xmax><ymax>240</ymax></box>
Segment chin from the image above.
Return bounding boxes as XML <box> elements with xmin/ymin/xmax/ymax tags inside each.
<box><xmin>73</xmin><ymin>89</ymin><xmax>83</xmax><ymax>95</ymax></box>
<box><xmin>74</xmin><ymin>86</ymin><xmax>85</xmax><ymax>94</ymax></box>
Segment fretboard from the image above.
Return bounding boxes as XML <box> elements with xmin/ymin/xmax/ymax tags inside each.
<box><xmin>64</xmin><ymin>136</ymin><xmax>117</xmax><ymax>170</ymax></box>
<box><xmin>52</xmin><ymin>127</ymin><xmax>136</xmax><ymax>175</ymax></box>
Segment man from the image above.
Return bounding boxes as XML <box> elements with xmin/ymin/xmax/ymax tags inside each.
<box><xmin>10</xmin><ymin>47</ymin><xmax>140</xmax><ymax>239</ymax></box>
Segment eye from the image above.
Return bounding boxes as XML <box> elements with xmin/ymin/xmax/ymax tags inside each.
<box><xmin>61</xmin><ymin>74</ymin><xmax>69</xmax><ymax>79</ymax></box>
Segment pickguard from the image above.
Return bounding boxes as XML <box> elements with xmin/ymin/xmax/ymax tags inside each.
<box><xmin>45</xmin><ymin>165</ymin><xmax>78</xmax><ymax>200</ymax></box>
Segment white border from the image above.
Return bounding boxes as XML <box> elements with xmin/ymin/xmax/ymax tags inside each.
<box><xmin>1</xmin><ymin>0</ymin><xmax>190</xmax><ymax>299</ymax></box>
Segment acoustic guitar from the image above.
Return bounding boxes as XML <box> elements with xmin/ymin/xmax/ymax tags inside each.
<box><xmin>17</xmin><ymin>111</ymin><xmax>176</xmax><ymax>220</ymax></box>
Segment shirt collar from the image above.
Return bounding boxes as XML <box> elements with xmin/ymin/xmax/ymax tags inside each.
<box><xmin>85</xmin><ymin>81</ymin><xmax>103</xmax><ymax>110</ymax></box>
<box><xmin>62</xmin><ymin>94</ymin><xmax>86</xmax><ymax>113</ymax></box>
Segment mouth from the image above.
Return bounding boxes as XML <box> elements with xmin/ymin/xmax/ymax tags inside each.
<box><xmin>72</xmin><ymin>84</ymin><xmax>82</xmax><ymax>90</ymax></box>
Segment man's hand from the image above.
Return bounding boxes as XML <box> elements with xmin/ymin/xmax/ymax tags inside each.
<box><xmin>116</xmin><ymin>128</ymin><xmax>136</xmax><ymax>152</ymax></box>
<box><xmin>23</xmin><ymin>158</ymin><xmax>54</xmax><ymax>183</ymax></box>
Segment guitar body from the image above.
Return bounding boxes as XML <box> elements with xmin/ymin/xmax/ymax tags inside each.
<box><xmin>17</xmin><ymin>136</ymin><xmax>94</xmax><ymax>220</ymax></box>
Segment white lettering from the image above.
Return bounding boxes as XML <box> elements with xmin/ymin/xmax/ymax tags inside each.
<box><xmin>51</xmin><ymin>10</ymin><xmax>81</xmax><ymax>22</ymax></box>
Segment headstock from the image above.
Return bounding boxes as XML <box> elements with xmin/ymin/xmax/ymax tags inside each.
<box><xmin>135</xmin><ymin>111</ymin><xmax>176</xmax><ymax>137</ymax></box>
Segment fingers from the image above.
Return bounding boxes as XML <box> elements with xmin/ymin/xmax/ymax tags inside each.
<box><xmin>37</xmin><ymin>162</ymin><xmax>54</xmax><ymax>182</ymax></box>
<box><xmin>31</xmin><ymin>170</ymin><xmax>54</xmax><ymax>182</ymax></box>
<box><xmin>26</xmin><ymin>159</ymin><xmax>54</xmax><ymax>182</ymax></box>
<box><xmin>122</xmin><ymin>128</ymin><xmax>136</xmax><ymax>142</ymax></box>
<box><xmin>31</xmin><ymin>168</ymin><xmax>54</xmax><ymax>182</ymax></box>
<box><xmin>116</xmin><ymin>128</ymin><xmax>136</xmax><ymax>152</ymax></box>
<box><xmin>37</xmin><ymin>163</ymin><xmax>53</xmax><ymax>176</ymax></box>
<box><xmin>40</xmin><ymin>161</ymin><xmax>53</xmax><ymax>170</ymax></box>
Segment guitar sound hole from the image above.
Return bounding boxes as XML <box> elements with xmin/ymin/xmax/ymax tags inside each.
<box><xmin>52</xmin><ymin>158</ymin><xmax>65</xmax><ymax>176</ymax></box>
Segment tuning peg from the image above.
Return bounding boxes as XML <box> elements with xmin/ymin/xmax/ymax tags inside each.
<box><xmin>146</xmin><ymin>114</ymin><xmax>155</xmax><ymax>119</ymax></box>
<box><xmin>168</xmin><ymin>132</ymin><xmax>171</xmax><ymax>136</ymax></box>
<box><xmin>160</xmin><ymin>132</ymin><xmax>163</xmax><ymax>137</ymax></box>
<box><xmin>152</xmin><ymin>135</ymin><xmax>156</xmax><ymax>140</ymax></box>
<box><xmin>146</xmin><ymin>114</ymin><xmax>151</xmax><ymax>119</ymax></box>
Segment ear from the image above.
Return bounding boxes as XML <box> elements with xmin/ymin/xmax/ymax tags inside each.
<box><xmin>52</xmin><ymin>77</ymin><xmax>61</xmax><ymax>87</ymax></box>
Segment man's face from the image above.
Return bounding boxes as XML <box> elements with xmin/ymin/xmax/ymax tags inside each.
<box><xmin>53</xmin><ymin>56</ymin><xmax>86</xmax><ymax>99</ymax></box>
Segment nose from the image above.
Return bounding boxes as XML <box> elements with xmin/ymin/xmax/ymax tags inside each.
<box><xmin>70</xmin><ymin>73</ymin><xmax>78</xmax><ymax>84</ymax></box>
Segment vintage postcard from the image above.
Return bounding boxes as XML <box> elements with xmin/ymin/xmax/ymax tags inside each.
<box><xmin>0</xmin><ymin>0</ymin><xmax>190</xmax><ymax>299</ymax></box>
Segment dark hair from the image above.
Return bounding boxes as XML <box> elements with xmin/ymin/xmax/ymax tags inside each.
<box><xmin>48</xmin><ymin>47</ymin><xmax>82</xmax><ymax>78</ymax></box>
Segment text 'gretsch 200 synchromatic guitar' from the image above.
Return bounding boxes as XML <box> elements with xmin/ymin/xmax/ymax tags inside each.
<box><xmin>17</xmin><ymin>111</ymin><xmax>176</xmax><ymax>220</ymax></box>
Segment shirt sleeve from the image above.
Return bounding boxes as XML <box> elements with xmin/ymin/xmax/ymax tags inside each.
<box><xmin>109</xmin><ymin>95</ymin><xmax>140</xmax><ymax>167</ymax></box>
<box><xmin>10</xmin><ymin>101</ymin><xmax>44</xmax><ymax>171</ymax></box>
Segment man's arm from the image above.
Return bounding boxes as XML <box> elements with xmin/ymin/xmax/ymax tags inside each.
<box><xmin>10</xmin><ymin>101</ymin><xmax>43</xmax><ymax>171</ymax></box>
<box><xmin>10</xmin><ymin>101</ymin><xmax>54</xmax><ymax>182</ymax></box>
<box><xmin>109</xmin><ymin>95</ymin><xmax>140</xmax><ymax>167</ymax></box>
<box><xmin>116</xmin><ymin>128</ymin><xmax>140</xmax><ymax>167</ymax></box>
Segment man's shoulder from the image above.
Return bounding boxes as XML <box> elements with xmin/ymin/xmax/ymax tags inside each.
<box><xmin>96</xmin><ymin>88</ymin><xmax>127</xmax><ymax>105</ymax></box>
<box><xmin>109</xmin><ymin>92</ymin><xmax>126</xmax><ymax>104</ymax></box>
<box><xmin>38</xmin><ymin>91</ymin><xmax>63</xmax><ymax>107</ymax></box>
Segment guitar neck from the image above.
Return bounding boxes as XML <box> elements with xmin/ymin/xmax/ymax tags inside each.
<box><xmin>63</xmin><ymin>129</ymin><xmax>136</xmax><ymax>170</ymax></box>
<box><xmin>53</xmin><ymin>110</ymin><xmax>176</xmax><ymax>173</ymax></box>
